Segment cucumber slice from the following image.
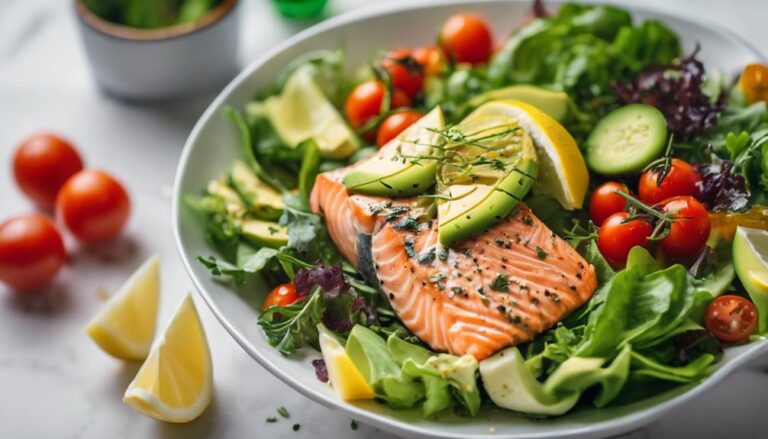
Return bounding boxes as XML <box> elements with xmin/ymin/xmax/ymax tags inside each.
<box><xmin>585</xmin><ymin>104</ymin><xmax>667</xmax><ymax>175</ymax></box>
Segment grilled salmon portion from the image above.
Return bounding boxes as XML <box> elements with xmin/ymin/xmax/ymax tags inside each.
<box><xmin>371</xmin><ymin>206</ymin><xmax>596</xmax><ymax>360</ymax></box>
<box><xmin>310</xmin><ymin>169</ymin><xmax>597</xmax><ymax>360</ymax></box>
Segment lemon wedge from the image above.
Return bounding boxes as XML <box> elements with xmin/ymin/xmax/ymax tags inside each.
<box><xmin>123</xmin><ymin>294</ymin><xmax>212</xmax><ymax>423</ymax></box>
<box><xmin>733</xmin><ymin>226</ymin><xmax>768</xmax><ymax>332</ymax></box>
<box><xmin>317</xmin><ymin>324</ymin><xmax>375</xmax><ymax>401</ymax></box>
<box><xmin>86</xmin><ymin>256</ymin><xmax>160</xmax><ymax>360</ymax></box>
<box><xmin>489</xmin><ymin>99</ymin><xmax>589</xmax><ymax>210</ymax></box>
<box><xmin>265</xmin><ymin>65</ymin><xmax>359</xmax><ymax>159</ymax></box>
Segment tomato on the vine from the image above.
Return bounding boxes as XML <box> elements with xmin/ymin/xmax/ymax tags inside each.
<box><xmin>597</xmin><ymin>212</ymin><xmax>653</xmax><ymax>268</ymax></box>
<box><xmin>344</xmin><ymin>80</ymin><xmax>411</xmax><ymax>129</ymax></box>
<box><xmin>263</xmin><ymin>283</ymin><xmax>301</xmax><ymax>310</ymax></box>
<box><xmin>0</xmin><ymin>214</ymin><xmax>66</xmax><ymax>293</ymax></box>
<box><xmin>56</xmin><ymin>169</ymin><xmax>131</xmax><ymax>244</ymax></box>
<box><xmin>638</xmin><ymin>159</ymin><xmax>702</xmax><ymax>205</ymax></box>
<box><xmin>13</xmin><ymin>133</ymin><xmax>84</xmax><ymax>209</ymax></box>
<box><xmin>589</xmin><ymin>181</ymin><xmax>629</xmax><ymax>226</ymax></box>
<box><xmin>659</xmin><ymin>196</ymin><xmax>711</xmax><ymax>260</ymax></box>
<box><xmin>439</xmin><ymin>13</ymin><xmax>493</xmax><ymax>65</ymax></box>
<box><xmin>411</xmin><ymin>46</ymin><xmax>444</xmax><ymax>77</ymax></box>
<box><xmin>376</xmin><ymin>110</ymin><xmax>422</xmax><ymax>148</ymax></box>
<box><xmin>706</xmin><ymin>295</ymin><xmax>757</xmax><ymax>343</ymax></box>
<box><xmin>382</xmin><ymin>49</ymin><xmax>424</xmax><ymax>98</ymax></box>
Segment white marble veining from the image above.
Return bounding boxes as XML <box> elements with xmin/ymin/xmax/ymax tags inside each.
<box><xmin>0</xmin><ymin>0</ymin><xmax>767</xmax><ymax>438</ymax></box>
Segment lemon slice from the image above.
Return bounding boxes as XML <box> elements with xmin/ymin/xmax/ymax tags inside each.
<box><xmin>265</xmin><ymin>65</ymin><xmax>359</xmax><ymax>159</ymax></box>
<box><xmin>488</xmin><ymin>99</ymin><xmax>589</xmax><ymax>210</ymax></box>
<box><xmin>317</xmin><ymin>324</ymin><xmax>375</xmax><ymax>401</ymax></box>
<box><xmin>86</xmin><ymin>256</ymin><xmax>160</xmax><ymax>360</ymax></box>
<box><xmin>123</xmin><ymin>294</ymin><xmax>212</xmax><ymax>423</ymax></box>
<box><xmin>733</xmin><ymin>226</ymin><xmax>768</xmax><ymax>332</ymax></box>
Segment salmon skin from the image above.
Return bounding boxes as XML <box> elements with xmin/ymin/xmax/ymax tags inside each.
<box><xmin>310</xmin><ymin>167</ymin><xmax>597</xmax><ymax>360</ymax></box>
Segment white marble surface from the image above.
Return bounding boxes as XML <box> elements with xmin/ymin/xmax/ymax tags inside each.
<box><xmin>1</xmin><ymin>0</ymin><xmax>767</xmax><ymax>438</ymax></box>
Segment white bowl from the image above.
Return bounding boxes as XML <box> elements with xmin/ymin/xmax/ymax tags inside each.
<box><xmin>173</xmin><ymin>1</ymin><xmax>768</xmax><ymax>437</ymax></box>
<box><xmin>74</xmin><ymin>0</ymin><xmax>240</xmax><ymax>101</ymax></box>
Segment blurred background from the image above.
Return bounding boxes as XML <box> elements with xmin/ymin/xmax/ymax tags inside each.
<box><xmin>1</xmin><ymin>1</ymin><xmax>767</xmax><ymax>438</ymax></box>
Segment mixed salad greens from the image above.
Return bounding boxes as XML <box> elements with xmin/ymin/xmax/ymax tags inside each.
<box><xmin>188</xmin><ymin>1</ymin><xmax>768</xmax><ymax>418</ymax></box>
<box><xmin>84</xmin><ymin>0</ymin><xmax>223</xmax><ymax>29</ymax></box>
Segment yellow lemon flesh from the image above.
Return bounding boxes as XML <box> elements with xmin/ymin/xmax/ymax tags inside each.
<box><xmin>86</xmin><ymin>256</ymin><xmax>160</xmax><ymax>361</ymax></box>
<box><xmin>317</xmin><ymin>324</ymin><xmax>375</xmax><ymax>401</ymax></box>
<box><xmin>123</xmin><ymin>294</ymin><xmax>212</xmax><ymax>423</ymax></box>
<box><xmin>494</xmin><ymin>99</ymin><xmax>589</xmax><ymax>210</ymax></box>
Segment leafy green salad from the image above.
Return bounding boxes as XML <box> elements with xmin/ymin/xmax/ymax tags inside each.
<box><xmin>187</xmin><ymin>1</ymin><xmax>768</xmax><ymax>418</ymax></box>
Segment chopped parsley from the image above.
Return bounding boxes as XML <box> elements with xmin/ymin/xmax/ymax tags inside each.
<box><xmin>266</xmin><ymin>417</ymin><xmax>277</xmax><ymax>423</ymax></box>
<box><xmin>490</xmin><ymin>274</ymin><xmax>509</xmax><ymax>292</ymax></box>
<box><xmin>404</xmin><ymin>236</ymin><xmax>416</xmax><ymax>258</ymax></box>
<box><xmin>393</xmin><ymin>217</ymin><xmax>420</xmax><ymax>232</ymax></box>
<box><xmin>429</xmin><ymin>272</ymin><xmax>446</xmax><ymax>283</ymax></box>
<box><xmin>438</xmin><ymin>247</ymin><xmax>449</xmax><ymax>261</ymax></box>
<box><xmin>277</xmin><ymin>407</ymin><xmax>290</xmax><ymax>418</ymax></box>
<box><xmin>535</xmin><ymin>246</ymin><xmax>548</xmax><ymax>260</ymax></box>
<box><xmin>292</xmin><ymin>424</ymin><xmax>300</xmax><ymax>431</ymax></box>
<box><xmin>268</xmin><ymin>226</ymin><xmax>280</xmax><ymax>235</ymax></box>
<box><xmin>351</xmin><ymin>421</ymin><xmax>358</xmax><ymax>430</ymax></box>
<box><xmin>521</xmin><ymin>215</ymin><xmax>534</xmax><ymax>226</ymax></box>
<box><xmin>418</xmin><ymin>248</ymin><xmax>436</xmax><ymax>265</ymax></box>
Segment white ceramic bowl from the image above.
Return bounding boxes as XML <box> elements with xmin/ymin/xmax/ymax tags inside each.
<box><xmin>173</xmin><ymin>1</ymin><xmax>768</xmax><ymax>438</ymax></box>
<box><xmin>74</xmin><ymin>0</ymin><xmax>240</xmax><ymax>101</ymax></box>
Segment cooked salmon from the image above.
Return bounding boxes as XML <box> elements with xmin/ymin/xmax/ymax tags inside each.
<box><xmin>310</xmin><ymin>168</ymin><xmax>597</xmax><ymax>360</ymax></box>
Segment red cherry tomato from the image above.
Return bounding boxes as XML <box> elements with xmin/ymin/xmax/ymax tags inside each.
<box><xmin>440</xmin><ymin>13</ymin><xmax>494</xmax><ymax>65</ymax></box>
<box><xmin>638</xmin><ymin>159</ymin><xmax>702</xmax><ymax>205</ymax></box>
<box><xmin>0</xmin><ymin>214</ymin><xmax>66</xmax><ymax>293</ymax></box>
<box><xmin>706</xmin><ymin>295</ymin><xmax>757</xmax><ymax>343</ymax></box>
<box><xmin>597</xmin><ymin>212</ymin><xmax>653</xmax><ymax>268</ymax></box>
<box><xmin>56</xmin><ymin>169</ymin><xmax>131</xmax><ymax>244</ymax></box>
<box><xmin>263</xmin><ymin>283</ymin><xmax>300</xmax><ymax>310</ymax></box>
<box><xmin>13</xmin><ymin>133</ymin><xmax>84</xmax><ymax>209</ymax></box>
<box><xmin>658</xmin><ymin>196</ymin><xmax>711</xmax><ymax>260</ymax></box>
<box><xmin>411</xmin><ymin>45</ymin><xmax>444</xmax><ymax>77</ymax></box>
<box><xmin>382</xmin><ymin>49</ymin><xmax>424</xmax><ymax>98</ymax></box>
<box><xmin>344</xmin><ymin>80</ymin><xmax>411</xmax><ymax>129</ymax></box>
<box><xmin>376</xmin><ymin>110</ymin><xmax>423</xmax><ymax>148</ymax></box>
<box><xmin>589</xmin><ymin>182</ymin><xmax>629</xmax><ymax>226</ymax></box>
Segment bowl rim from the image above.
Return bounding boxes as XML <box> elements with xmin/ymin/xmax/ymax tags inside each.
<box><xmin>172</xmin><ymin>1</ymin><xmax>768</xmax><ymax>438</ymax></box>
<box><xmin>74</xmin><ymin>0</ymin><xmax>238</xmax><ymax>42</ymax></box>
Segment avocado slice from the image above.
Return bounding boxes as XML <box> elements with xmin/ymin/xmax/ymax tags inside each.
<box><xmin>733</xmin><ymin>226</ymin><xmax>768</xmax><ymax>332</ymax></box>
<box><xmin>206</xmin><ymin>179</ymin><xmax>247</xmax><ymax>217</ymax></box>
<box><xmin>343</xmin><ymin>107</ymin><xmax>445</xmax><ymax>197</ymax></box>
<box><xmin>467</xmin><ymin>85</ymin><xmax>570</xmax><ymax>122</ymax></box>
<box><xmin>229</xmin><ymin>160</ymin><xmax>284</xmax><ymax>221</ymax></box>
<box><xmin>345</xmin><ymin>325</ymin><xmax>424</xmax><ymax>409</ymax></box>
<box><xmin>480</xmin><ymin>347</ymin><xmax>579</xmax><ymax>416</ymax></box>
<box><xmin>437</xmin><ymin>104</ymin><xmax>539</xmax><ymax>246</ymax></box>
<box><xmin>240</xmin><ymin>219</ymin><xmax>288</xmax><ymax>248</ymax></box>
<box><xmin>264</xmin><ymin>65</ymin><xmax>359</xmax><ymax>160</ymax></box>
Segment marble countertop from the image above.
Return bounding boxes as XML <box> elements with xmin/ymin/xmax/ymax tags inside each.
<box><xmin>1</xmin><ymin>0</ymin><xmax>767</xmax><ymax>438</ymax></box>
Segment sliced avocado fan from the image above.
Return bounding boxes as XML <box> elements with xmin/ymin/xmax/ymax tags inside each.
<box><xmin>343</xmin><ymin>107</ymin><xmax>445</xmax><ymax>197</ymax></box>
<box><xmin>437</xmin><ymin>103</ymin><xmax>539</xmax><ymax>246</ymax></box>
<box><xmin>264</xmin><ymin>64</ymin><xmax>359</xmax><ymax>160</ymax></box>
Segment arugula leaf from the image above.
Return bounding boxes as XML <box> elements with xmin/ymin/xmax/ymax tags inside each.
<box><xmin>259</xmin><ymin>287</ymin><xmax>326</xmax><ymax>354</ymax></box>
<box><xmin>197</xmin><ymin>245</ymin><xmax>277</xmax><ymax>286</ymax></box>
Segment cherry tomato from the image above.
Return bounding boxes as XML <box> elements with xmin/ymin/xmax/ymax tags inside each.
<box><xmin>0</xmin><ymin>214</ymin><xmax>66</xmax><ymax>293</ymax></box>
<box><xmin>56</xmin><ymin>169</ymin><xmax>131</xmax><ymax>244</ymax></box>
<box><xmin>739</xmin><ymin>63</ymin><xmax>768</xmax><ymax>104</ymax></box>
<box><xmin>263</xmin><ymin>283</ymin><xmax>300</xmax><ymax>310</ymax></box>
<box><xmin>376</xmin><ymin>110</ymin><xmax>423</xmax><ymax>148</ymax></box>
<box><xmin>411</xmin><ymin>46</ymin><xmax>444</xmax><ymax>77</ymax></box>
<box><xmin>344</xmin><ymin>80</ymin><xmax>411</xmax><ymax>129</ymax></box>
<box><xmin>638</xmin><ymin>159</ymin><xmax>702</xmax><ymax>205</ymax></box>
<box><xmin>439</xmin><ymin>13</ymin><xmax>493</xmax><ymax>65</ymax></box>
<box><xmin>659</xmin><ymin>196</ymin><xmax>711</xmax><ymax>260</ymax></box>
<box><xmin>382</xmin><ymin>49</ymin><xmax>424</xmax><ymax>98</ymax></box>
<box><xmin>597</xmin><ymin>212</ymin><xmax>653</xmax><ymax>268</ymax></box>
<box><xmin>589</xmin><ymin>182</ymin><xmax>629</xmax><ymax>226</ymax></box>
<box><xmin>705</xmin><ymin>295</ymin><xmax>757</xmax><ymax>343</ymax></box>
<box><xmin>13</xmin><ymin>133</ymin><xmax>84</xmax><ymax>209</ymax></box>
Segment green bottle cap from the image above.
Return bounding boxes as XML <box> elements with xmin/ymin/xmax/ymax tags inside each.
<box><xmin>272</xmin><ymin>0</ymin><xmax>329</xmax><ymax>19</ymax></box>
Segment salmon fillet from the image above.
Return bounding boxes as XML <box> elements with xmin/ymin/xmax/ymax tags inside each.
<box><xmin>310</xmin><ymin>168</ymin><xmax>597</xmax><ymax>360</ymax></box>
